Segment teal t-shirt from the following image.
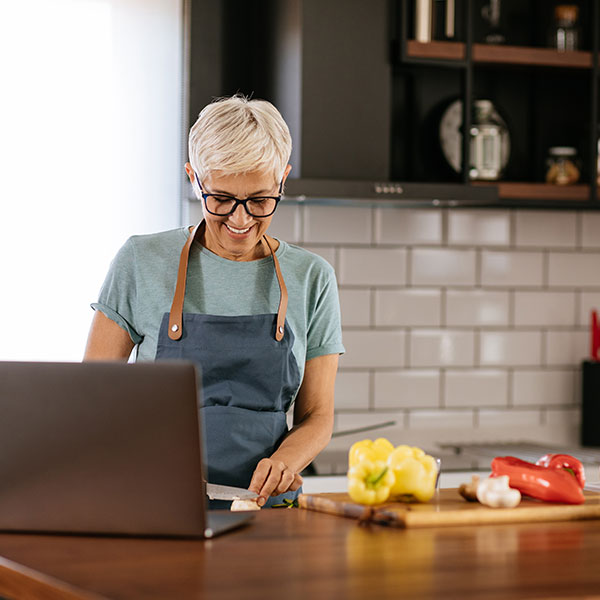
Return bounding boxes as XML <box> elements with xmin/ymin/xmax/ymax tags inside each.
<box><xmin>92</xmin><ymin>227</ymin><xmax>344</xmax><ymax>387</ymax></box>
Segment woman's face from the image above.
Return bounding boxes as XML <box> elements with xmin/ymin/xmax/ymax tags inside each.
<box><xmin>186</xmin><ymin>165</ymin><xmax>291</xmax><ymax>261</ymax></box>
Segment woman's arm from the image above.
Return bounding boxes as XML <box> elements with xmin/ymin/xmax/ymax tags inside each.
<box><xmin>248</xmin><ymin>353</ymin><xmax>339</xmax><ymax>505</ymax></box>
<box><xmin>84</xmin><ymin>310</ymin><xmax>135</xmax><ymax>361</ymax></box>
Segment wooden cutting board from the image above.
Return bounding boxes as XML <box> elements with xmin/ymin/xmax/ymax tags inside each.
<box><xmin>298</xmin><ymin>488</ymin><xmax>600</xmax><ymax>528</ymax></box>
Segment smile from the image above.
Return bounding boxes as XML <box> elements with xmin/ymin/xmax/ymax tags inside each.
<box><xmin>225</xmin><ymin>224</ymin><xmax>251</xmax><ymax>234</ymax></box>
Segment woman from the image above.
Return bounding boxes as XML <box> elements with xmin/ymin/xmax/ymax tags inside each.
<box><xmin>84</xmin><ymin>95</ymin><xmax>344</xmax><ymax>508</ymax></box>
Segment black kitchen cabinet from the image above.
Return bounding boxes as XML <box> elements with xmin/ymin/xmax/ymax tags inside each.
<box><xmin>394</xmin><ymin>0</ymin><xmax>600</xmax><ymax>206</ymax></box>
<box><xmin>185</xmin><ymin>0</ymin><xmax>600</xmax><ymax>208</ymax></box>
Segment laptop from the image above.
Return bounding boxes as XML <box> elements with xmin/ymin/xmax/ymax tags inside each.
<box><xmin>0</xmin><ymin>360</ymin><xmax>254</xmax><ymax>538</ymax></box>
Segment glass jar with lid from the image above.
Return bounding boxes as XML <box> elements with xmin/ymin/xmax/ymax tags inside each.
<box><xmin>469</xmin><ymin>99</ymin><xmax>510</xmax><ymax>181</ymax></box>
<box><xmin>546</xmin><ymin>146</ymin><xmax>580</xmax><ymax>185</ymax></box>
<box><xmin>550</xmin><ymin>5</ymin><xmax>580</xmax><ymax>51</ymax></box>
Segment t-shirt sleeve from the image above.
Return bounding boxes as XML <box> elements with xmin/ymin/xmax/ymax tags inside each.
<box><xmin>90</xmin><ymin>237</ymin><xmax>143</xmax><ymax>344</ymax></box>
<box><xmin>306</xmin><ymin>263</ymin><xmax>345</xmax><ymax>361</ymax></box>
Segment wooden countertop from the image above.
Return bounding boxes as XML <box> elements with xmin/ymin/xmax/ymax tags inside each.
<box><xmin>1</xmin><ymin>506</ymin><xmax>600</xmax><ymax>600</ymax></box>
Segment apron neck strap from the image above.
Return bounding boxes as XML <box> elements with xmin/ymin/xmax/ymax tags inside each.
<box><xmin>168</xmin><ymin>222</ymin><xmax>288</xmax><ymax>342</ymax></box>
<box><xmin>262</xmin><ymin>235</ymin><xmax>288</xmax><ymax>342</ymax></box>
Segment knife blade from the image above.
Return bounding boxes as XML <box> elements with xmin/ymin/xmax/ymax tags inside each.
<box><xmin>205</xmin><ymin>482</ymin><xmax>259</xmax><ymax>501</ymax></box>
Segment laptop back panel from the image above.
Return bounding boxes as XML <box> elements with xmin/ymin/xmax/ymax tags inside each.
<box><xmin>0</xmin><ymin>361</ymin><xmax>208</xmax><ymax>537</ymax></box>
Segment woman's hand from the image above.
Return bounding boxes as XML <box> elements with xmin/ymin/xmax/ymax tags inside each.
<box><xmin>248</xmin><ymin>458</ymin><xmax>303</xmax><ymax>507</ymax></box>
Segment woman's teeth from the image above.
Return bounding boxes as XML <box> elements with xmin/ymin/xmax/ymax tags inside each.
<box><xmin>225</xmin><ymin>224</ymin><xmax>251</xmax><ymax>234</ymax></box>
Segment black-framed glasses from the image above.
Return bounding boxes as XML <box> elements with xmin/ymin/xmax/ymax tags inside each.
<box><xmin>195</xmin><ymin>172</ymin><xmax>282</xmax><ymax>218</ymax></box>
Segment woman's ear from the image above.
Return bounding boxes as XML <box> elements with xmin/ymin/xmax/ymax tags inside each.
<box><xmin>184</xmin><ymin>162</ymin><xmax>195</xmax><ymax>183</ymax></box>
<box><xmin>281</xmin><ymin>164</ymin><xmax>292</xmax><ymax>185</ymax></box>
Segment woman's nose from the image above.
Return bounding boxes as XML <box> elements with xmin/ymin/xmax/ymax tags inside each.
<box><xmin>228</xmin><ymin>202</ymin><xmax>252</xmax><ymax>225</ymax></box>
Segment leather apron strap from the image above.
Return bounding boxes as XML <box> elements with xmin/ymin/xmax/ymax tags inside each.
<box><xmin>168</xmin><ymin>222</ymin><xmax>288</xmax><ymax>342</ymax></box>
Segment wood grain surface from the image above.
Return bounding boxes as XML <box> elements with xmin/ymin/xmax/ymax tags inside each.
<box><xmin>298</xmin><ymin>489</ymin><xmax>600</xmax><ymax>528</ymax></box>
<box><xmin>1</xmin><ymin>505</ymin><xmax>600</xmax><ymax>599</ymax></box>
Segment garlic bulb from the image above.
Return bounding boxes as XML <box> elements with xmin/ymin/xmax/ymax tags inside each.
<box><xmin>476</xmin><ymin>475</ymin><xmax>521</xmax><ymax>508</ymax></box>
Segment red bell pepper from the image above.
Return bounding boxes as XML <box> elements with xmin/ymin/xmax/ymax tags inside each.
<box><xmin>535</xmin><ymin>453</ymin><xmax>586</xmax><ymax>489</ymax></box>
<box><xmin>491</xmin><ymin>455</ymin><xmax>585</xmax><ymax>505</ymax></box>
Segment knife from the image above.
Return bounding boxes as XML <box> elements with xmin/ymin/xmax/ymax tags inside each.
<box><xmin>206</xmin><ymin>482</ymin><xmax>259</xmax><ymax>501</ymax></box>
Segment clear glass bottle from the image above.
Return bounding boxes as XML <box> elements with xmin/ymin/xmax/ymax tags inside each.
<box><xmin>469</xmin><ymin>100</ymin><xmax>509</xmax><ymax>181</ymax></box>
<box><xmin>551</xmin><ymin>5</ymin><xmax>580</xmax><ymax>52</ymax></box>
<box><xmin>546</xmin><ymin>147</ymin><xmax>580</xmax><ymax>185</ymax></box>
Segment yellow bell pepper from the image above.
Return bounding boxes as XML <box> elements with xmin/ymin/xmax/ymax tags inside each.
<box><xmin>387</xmin><ymin>445</ymin><xmax>438</xmax><ymax>502</ymax></box>
<box><xmin>348</xmin><ymin>437</ymin><xmax>395</xmax><ymax>468</ymax></box>
<box><xmin>347</xmin><ymin>459</ymin><xmax>395</xmax><ymax>505</ymax></box>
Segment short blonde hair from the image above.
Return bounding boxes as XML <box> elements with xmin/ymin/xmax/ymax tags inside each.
<box><xmin>188</xmin><ymin>95</ymin><xmax>292</xmax><ymax>183</ymax></box>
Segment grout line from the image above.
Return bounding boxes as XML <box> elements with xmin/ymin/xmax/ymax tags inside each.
<box><xmin>506</xmin><ymin>368</ymin><xmax>514</xmax><ymax>408</ymax></box>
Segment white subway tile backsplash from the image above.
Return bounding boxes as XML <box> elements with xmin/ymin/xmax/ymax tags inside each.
<box><xmin>408</xmin><ymin>409</ymin><xmax>474</xmax><ymax>430</ymax></box>
<box><xmin>515</xmin><ymin>210</ymin><xmax>577</xmax><ymax>248</ymax></box>
<box><xmin>545</xmin><ymin>330</ymin><xmax>589</xmax><ymax>366</ymax></box>
<box><xmin>411</xmin><ymin>248</ymin><xmax>477</xmax><ymax>286</ymax></box>
<box><xmin>304</xmin><ymin>206</ymin><xmax>371</xmax><ymax>244</ymax></box>
<box><xmin>448</xmin><ymin>210</ymin><xmax>510</xmax><ymax>246</ymax></box>
<box><xmin>478</xmin><ymin>409</ymin><xmax>541</xmax><ymax>429</ymax></box>
<box><xmin>375</xmin><ymin>208</ymin><xmax>442</xmax><ymax>245</ymax></box>
<box><xmin>444</xmin><ymin>370</ymin><xmax>508</xmax><ymax>407</ymax></box>
<box><xmin>333</xmin><ymin>412</ymin><xmax>405</xmax><ymax>447</ymax></box>
<box><xmin>446</xmin><ymin>290</ymin><xmax>509</xmax><ymax>326</ymax></box>
<box><xmin>375</xmin><ymin>289</ymin><xmax>441</xmax><ymax>327</ymax></box>
<box><xmin>338</xmin><ymin>248</ymin><xmax>406</xmax><ymax>285</ymax></box>
<box><xmin>374</xmin><ymin>370</ymin><xmax>440</xmax><ymax>409</ymax></box>
<box><xmin>581</xmin><ymin>212</ymin><xmax>600</xmax><ymax>249</ymax></box>
<box><xmin>548</xmin><ymin>252</ymin><xmax>600</xmax><ymax>287</ymax></box>
<box><xmin>514</xmin><ymin>291</ymin><xmax>576</xmax><ymax>327</ymax></box>
<box><xmin>480</xmin><ymin>331</ymin><xmax>542</xmax><ymax>366</ymax></box>
<box><xmin>275</xmin><ymin>204</ymin><xmax>596</xmax><ymax>464</ymax></box>
<box><xmin>269</xmin><ymin>203</ymin><xmax>302</xmax><ymax>242</ymax></box>
<box><xmin>481</xmin><ymin>251</ymin><xmax>544</xmax><ymax>287</ymax></box>
<box><xmin>512</xmin><ymin>370</ymin><xmax>576</xmax><ymax>406</ymax></box>
<box><xmin>578</xmin><ymin>292</ymin><xmax>600</xmax><ymax>326</ymax></box>
<box><xmin>339</xmin><ymin>289</ymin><xmax>371</xmax><ymax>327</ymax></box>
<box><xmin>544</xmin><ymin>407</ymin><xmax>581</xmax><ymax>430</ymax></box>
<box><xmin>410</xmin><ymin>330</ymin><xmax>475</xmax><ymax>367</ymax></box>
<box><xmin>542</xmin><ymin>407</ymin><xmax>581</xmax><ymax>447</ymax></box>
<box><xmin>334</xmin><ymin>371</ymin><xmax>370</xmax><ymax>410</ymax></box>
<box><xmin>340</xmin><ymin>330</ymin><xmax>405</xmax><ymax>368</ymax></box>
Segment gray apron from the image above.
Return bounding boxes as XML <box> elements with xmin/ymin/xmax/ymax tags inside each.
<box><xmin>155</xmin><ymin>222</ymin><xmax>302</xmax><ymax>508</ymax></box>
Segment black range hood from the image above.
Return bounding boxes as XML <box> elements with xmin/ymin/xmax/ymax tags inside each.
<box><xmin>283</xmin><ymin>178</ymin><xmax>498</xmax><ymax>206</ymax></box>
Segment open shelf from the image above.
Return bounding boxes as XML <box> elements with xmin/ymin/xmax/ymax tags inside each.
<box><xmin>406</xmin><ymin>40</ymin><xmax>593</xmax><ymax>69</ymax></box>
<box><xmin>473</xmin><ymin>181</ymin><xmax>592</xmax><ymax>202</ymax></box>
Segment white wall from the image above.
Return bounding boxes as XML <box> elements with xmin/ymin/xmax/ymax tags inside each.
<box><xmin>0</xmin><ymin>0</ymin><xmax>183</xmax><ymax>361</ymax></box>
